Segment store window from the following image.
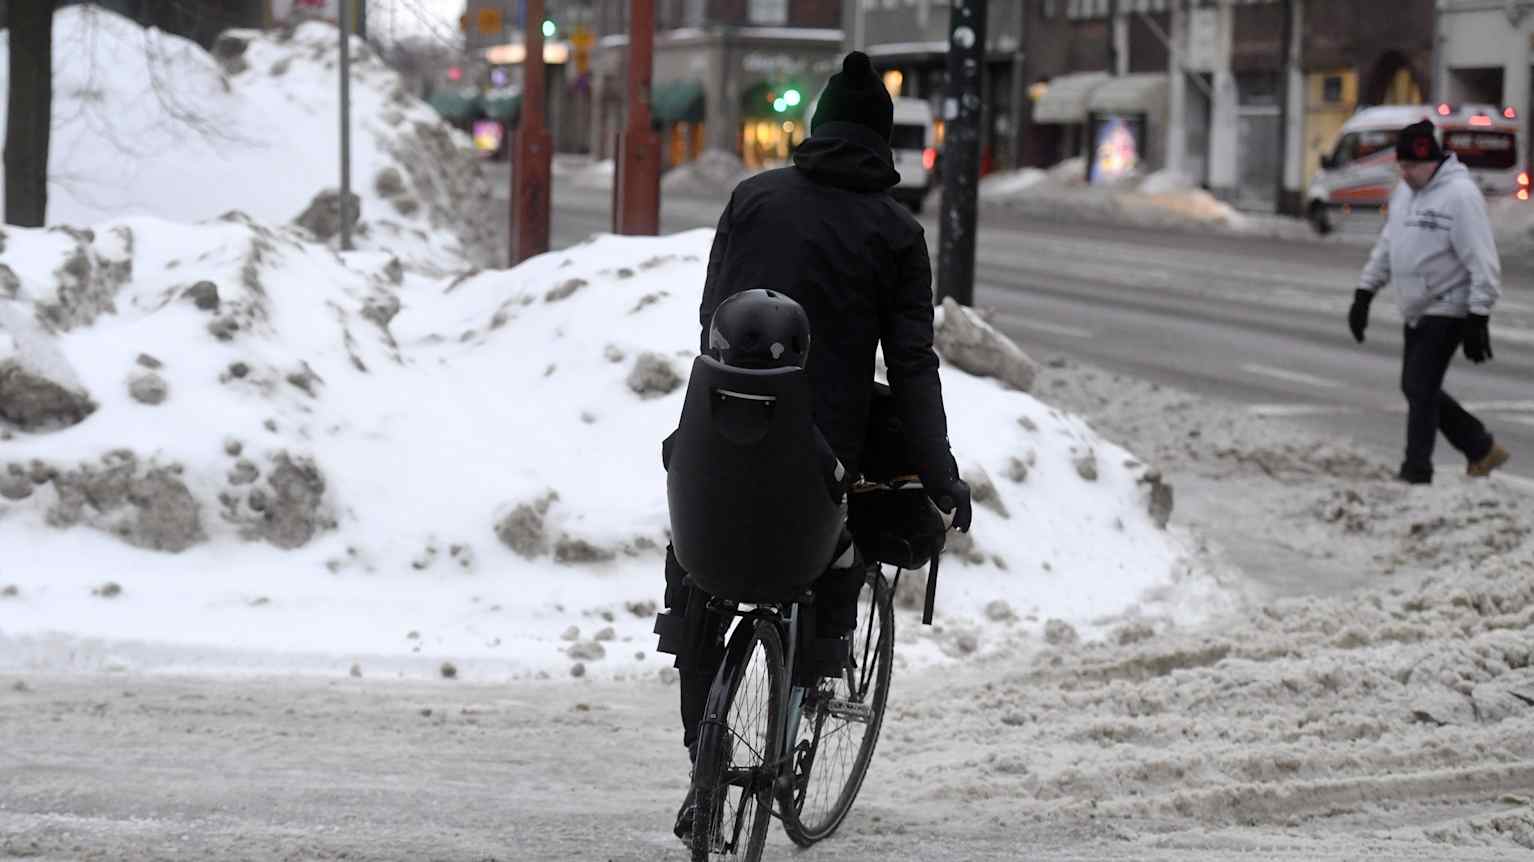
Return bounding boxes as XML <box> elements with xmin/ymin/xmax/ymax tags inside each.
<box><xmin>749</xmin><ymin>0</ymin><xmax>787</xmax><ymax>25</ymax></box>
<box><xmin>742</xmin><ymin>119</ymin><xmax>805</xmax><ymax>169</ymax></box>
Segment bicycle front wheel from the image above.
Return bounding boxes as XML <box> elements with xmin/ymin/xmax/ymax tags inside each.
<box><xmin>782</xmin><ymin>568</ymin><xmax>895</xmax><ymax>845</ymax></box>
<box><xmin>691</xmin><ymin>619</ymin><xmax>785</xmax><ymax>861</ymax></box>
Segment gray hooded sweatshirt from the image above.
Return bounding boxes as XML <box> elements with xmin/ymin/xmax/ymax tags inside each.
<box><xmin>1358</xmin><ymin>153</ymin><xmax>1502</xmax><ymax>325</ymax></box>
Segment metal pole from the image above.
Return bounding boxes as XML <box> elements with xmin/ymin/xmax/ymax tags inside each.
<box><xmin>339</xmin><ymin>0</ymin><xmax>353</xmax><ymax>251</ymax></box>
<box><xmin>1008</xmin><ymin>5</ymin><xmax>1026</xmax><ymax>170</ymax></box>
<box><xmin>1273</xmin><ymin>0</ymin><xmax>1293</xmax><ymax>214</ymax></box>
<box><xmin>615</xmin><ymin>0</ymin><xmax>660</xmax><ymax>235</ymax></box>
<box><xmin>513</xmin><ymin>0</ymin><xmax>553</xmax><ymax>263</ymax></box>
<box><xmin>936</xmin><ymin>0</ymin><xmax>985</xmax><ymax>307</ymax></box>
<box><xmin>1107</xmin><ymin>0</ymin><xmax>1119</xmax><ymax>76</ymax></box>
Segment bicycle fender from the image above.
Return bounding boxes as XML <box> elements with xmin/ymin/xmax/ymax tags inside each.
<box><xmin>699</xmin><ymin>618</ymin><xmax>768</xmax><ymax>726</ymax></box>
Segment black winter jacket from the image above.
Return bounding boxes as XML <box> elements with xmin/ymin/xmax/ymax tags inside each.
<box><xmin>698</xmin><ymin>120</ymin><xmax>956</xmax><ymax>488</ymax></box>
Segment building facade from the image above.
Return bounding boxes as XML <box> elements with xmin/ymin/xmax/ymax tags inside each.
<box><xmin>590</xmin><ymin>0</ymin><xmax>844</xmax><ymax>168</ymax></box>
<box><xmin>1437</xmin><ymin>0</ymin><xmax>1534</xmax><ymax>169</ymax></box>
<box><xmin>845</xmin><ymin>0</ymin><xmax>1025</xmax><ymax>172</ymax></box>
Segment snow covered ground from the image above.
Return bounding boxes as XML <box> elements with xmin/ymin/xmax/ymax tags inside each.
<box><xmin>0</xmin><ymin>7</ymin><xmax>498</xmax><ymax>270</ymax></box>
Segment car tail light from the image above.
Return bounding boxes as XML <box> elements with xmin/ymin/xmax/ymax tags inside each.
<box><xmin>1505</xmin><ymin>106</ymin><xmax>1518</xmax><ymax>120</ymax></box>
<box><xmin>1437</xmin><ymin>103</ymin><xmax>1452</xmax><ymax>116</ymax></box>
<box><xmin>1519</xmin><ymin>171</ymin><xmax>1529</xmax><ymax>187</ymax></box>
<box><xmin>922</xmin><ymin>147</ymin><xmax>936</xmax><ymax>172</ymax></box>
<box><xmin>1470</xmin><ymin>115</ymin><xmax>1493</xmax><ymax>126</ymax></box>
<box><xmin>1520</xmin><ymin>190</ymin><xmax>1531</xmax><ymax>201</ymax></box>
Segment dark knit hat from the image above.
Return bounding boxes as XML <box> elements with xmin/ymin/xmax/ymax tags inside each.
<box><xmin>1396</xmin><ymin>120</ymin><xmax>1444</xmax><ymax>162</ymax></box>
<box><xmin>810</xmin><ymin>51</ymin><xmax>893</xmax><ymax>141</ymax></box>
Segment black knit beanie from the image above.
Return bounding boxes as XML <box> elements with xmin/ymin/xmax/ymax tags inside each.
<box><xmin>810</xmin><ymin>51</ymin><xmax>893</xmax><ymax>141</ymax></box>
<box><xmin>1396</xmin><ymin>120</ymin><xmax>1444</xmax><ymax>162</ymax></box>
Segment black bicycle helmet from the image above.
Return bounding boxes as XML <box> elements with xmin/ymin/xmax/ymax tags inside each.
<box><xmin>707</xmin><ymin>289</ymin><xmax>811</xmax><ymax>369</ymax></box>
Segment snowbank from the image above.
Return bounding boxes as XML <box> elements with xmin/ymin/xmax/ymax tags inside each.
<box><xmin>0</xmin><ymin>220</ymin><xmax>1215</xmax><ymax>679</ymax></box>
<box><xmin>661</xmin><ymin>149</ymin><xmax>757</xmax><ymax>199</ymax></box>
<box><xmin>0</xmin><ymin>6</ymin><xmax>496</xmax><ymax>270</ymax></box>
<box><xmin>976</xmin><ymin>160</ymin><xmax>1260</xmax><ymax>235</ymax></box>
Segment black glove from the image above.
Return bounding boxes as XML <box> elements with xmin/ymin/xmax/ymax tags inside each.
<box><xmin>1348</xmin><ymin>289</ymin><xmax>1373</xmax><ymax>343</ymax></box>
<box><xmin>1464</xmin><ymin>313</ymin><xmax>1493</xmax><ymax>363</ymax></box>
<box><xmin>928</xmin><ymin>477</ymin><xmax>972</xmax><ymax>534</ymax></box>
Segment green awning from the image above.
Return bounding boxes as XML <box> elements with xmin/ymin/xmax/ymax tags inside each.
<box><xmin>652</xmin><ymin>80</ymin><xmax>705</xmax><ymax>124</ymax></box>
<box><xmin>427</xmin><ymin>88</ymin><xmax>480</xmax><ymax>121</ymax></box>
<box><xmin>482</xmin><ymin>91</ymin><xmax>522</xmax><ymax>122</ymax></box>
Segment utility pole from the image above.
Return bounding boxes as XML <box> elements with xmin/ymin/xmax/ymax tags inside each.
<box><xmin>513</xmin><ymin>0</ymin><xmax>553</xmax><ymax>262</ymax></box>
<box><xmin>936</xmin><ymin>0</ymin><xmax>986</xmax><ymax>307</ymax></box>
<box><xmin>614</xmin><ymin>0</ymin><xmax>660</xmax><ymax>235</ymax></box>
<box><xmin>339</xmin><ymin>0</ymin><xmax>353</xmax><ymax>250</ymax></box>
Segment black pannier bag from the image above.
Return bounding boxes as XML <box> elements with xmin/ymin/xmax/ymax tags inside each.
<box><xmin>666</xmin><ymin>356</ymin><xmax>845</xmax><ymax>603</ymax></box>
<box><xmin>847</xmin><ymin>381</ymin><xmax>947</xmax><ymax>570</ymax></box>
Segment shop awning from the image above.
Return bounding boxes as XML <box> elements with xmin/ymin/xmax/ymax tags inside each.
<box><xmin>652</xmin><ymin>79</ymin><xmax>706</xmax><ymax>124</ymax></box>
<box><xmin>1088</xmin><ymin>73</ymin><xmax>1170</xmax><ymax>116</ymax></box>
<box><xmin>1032</xmin><ymin>71</ymin><xmax>1110</xmax><ymax>125</ymax></box>
<box><xmin>482</xmin><ymin>89</ymin><xmax>522</xmax><ymax>122</ymax></box>
<box><xmin>427</xmin><ymin>88</ymin><xmax>480</xmax><ymax>122</ymax></box>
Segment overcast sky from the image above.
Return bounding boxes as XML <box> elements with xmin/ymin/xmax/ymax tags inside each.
<box><xmin>367</xmin><ymin>0</ymin><xmax>466</xmax><ymax>45</ymax></box>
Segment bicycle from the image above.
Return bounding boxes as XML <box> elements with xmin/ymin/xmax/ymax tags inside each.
<box><xmin>686</xmin><ymin>476</ymin><xmax>946</xmax><ymax>861</ymax></box>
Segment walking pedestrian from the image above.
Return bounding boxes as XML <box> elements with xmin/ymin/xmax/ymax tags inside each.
<box><xmin>1348</xmin><ymin>119</ymin><xmax>1510</xmax><ymax>484</ymax></box>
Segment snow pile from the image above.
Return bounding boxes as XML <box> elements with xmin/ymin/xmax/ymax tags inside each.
<box><xmin>978</xmin><ymin>167</ymin><xmax>1047</xmax><ymax>202</ymax></box>
<box><xmin>661</xmin><ymin>149</ymin><xmax>756</xmax><ymax>198</ymax></box>
<box><xmin>566</xmin><ymin>158</ymin><xmax>617</xmax><ymax>191</ymax></box>
<box><xmin>0</xmin><ymin>6</ymin><xmax>496</xmax><ymax>270</ymax></box>
<box><xmin>0</xmin><ymin>220</ymin><xmax>1216</xmax><ymax>678</ymax></box>
<box><xmin>977</xmin><ymin>159</ymin><xmax>1271</xmax><ymax>236</ymax></box>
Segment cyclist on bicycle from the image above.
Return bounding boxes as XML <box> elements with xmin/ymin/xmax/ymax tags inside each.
<box><xmin>662</xmin><ymin>50</ymin><xmax>972</xmax><ymax>844</ymax></box>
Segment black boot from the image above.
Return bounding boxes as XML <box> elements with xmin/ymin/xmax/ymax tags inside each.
<box><xmin>673</xmin><ymin>785</ymin><xmax>697</xmax><ymax>845</ymax></box>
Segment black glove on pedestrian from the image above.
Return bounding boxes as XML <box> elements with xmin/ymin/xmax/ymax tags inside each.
<box><xmin>1348</xmin><ymin>289</ymin><xmax>1373</xmax><ymax>343</ymax></box>
<box><xmin>928</xmin><ymin>476</ymin><xmax>972</xmax><ymax>533</ymax></box>
<box><xmin>1464</xmin><ymin>313</ymin><xmax>1493</xmax><ymax>363</ymax></box>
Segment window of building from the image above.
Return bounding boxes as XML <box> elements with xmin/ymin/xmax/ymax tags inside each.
<box><xmin>1322</xmin><ymin>76</ymin><xmax>1343</xmax><ymax>103</ymax></box>
<box><xmin>749</xmin><ymin>0</ymin><xmax>788</xmax><ymax>25</ymax></box>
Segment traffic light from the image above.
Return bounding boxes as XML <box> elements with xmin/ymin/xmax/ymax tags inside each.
<box><xmin>542</xmin><ymin>18</ymin><xmax>556</xmax><ymax>38</ymax></box>
<box><xmin>769</xmin><ymin>87</ymin><xmax>802</xmax><ymax>113</ymax></box>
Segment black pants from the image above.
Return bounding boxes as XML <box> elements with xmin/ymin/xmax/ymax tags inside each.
<box><xmin>664</xmin><ymin>543</ymin><xmax>864</xmax><ymax>757</ymax></box>
<box><xmin>1400</xmin><ymin>316</ymin><xmax>1493</xmax><ymax>481</ymax></box>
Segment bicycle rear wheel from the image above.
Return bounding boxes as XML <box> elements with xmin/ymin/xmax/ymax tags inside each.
<box><xmin>691</xmin><ymin>619</ymin><xmax>785</xmax><ymax>861</ymax></box>
<box><xmin>781</xmin><ymin>568</ymin><xmax>895</xmax><ymax>845</ymax></box>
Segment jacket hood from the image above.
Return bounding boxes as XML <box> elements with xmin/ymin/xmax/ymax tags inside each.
<box><xmin>792</xmin><ymin>121</ymin><xmax>900</xmax><ymax>192</ymax></box>
<box><xmin>1423</xmin><ymin>153</ymin><xmax>1469</xmax><ymax>192</ymax></box>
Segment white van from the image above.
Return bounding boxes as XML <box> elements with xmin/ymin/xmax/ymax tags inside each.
<box><xmin>1306</xmin><ymin>103</ymin><xmax>1530</xmax><ymax>234</ymax></box>
<box><xmin>889</xmin><ymin>97</ymin><xmax>937</xmax><ymax>213</ymax></box>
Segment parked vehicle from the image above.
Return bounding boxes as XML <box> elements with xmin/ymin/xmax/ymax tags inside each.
<box><xmin>889</xmin><ymin>97</ymin><xmax>937</xmax><ymax>213</ymax></box>
<box><xmin>1307</xmin><ymin>103</ymin><xmax>1530</xmax><ymax>234</ymax></box>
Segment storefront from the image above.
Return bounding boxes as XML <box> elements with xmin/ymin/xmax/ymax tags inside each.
<box><xmin>1085</xmin><ymin>73</ymin><xmax>1169</xmax><ymax>181</ymax></box>
<box><xmin>592</xmin><ymin>28</ymin><xmax>841</xmax><ymax>166</ymax></box>
<box><xmin>651</xmin><ymin>79</ymin><xmax>707</xmax><ymax>168</ymax></box>
<box><xmin>1030</xmin><ymin>71</ymin><xmax>1111</xmax><ymax>166</ymax></box>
